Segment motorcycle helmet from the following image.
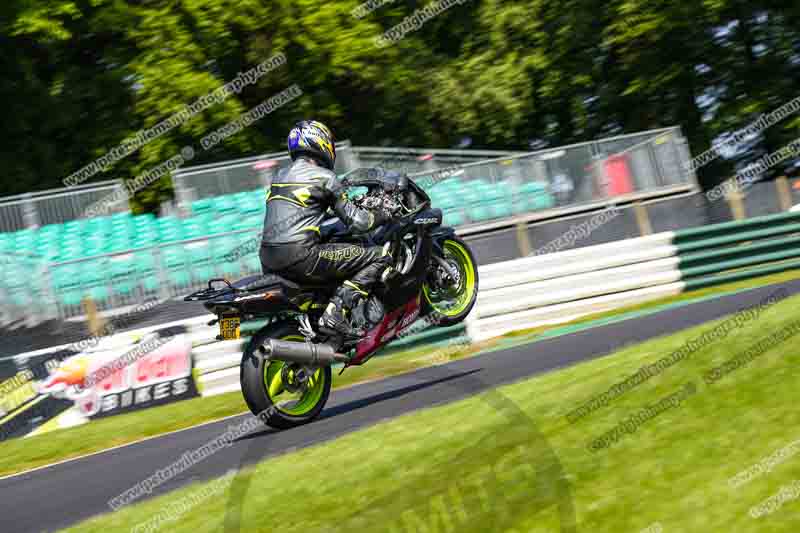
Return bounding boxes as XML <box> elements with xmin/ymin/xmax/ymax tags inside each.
<box><xmin>287</xmin><ymin>120</ymin><xmax>336</xmax><ymax>170</ymax></box>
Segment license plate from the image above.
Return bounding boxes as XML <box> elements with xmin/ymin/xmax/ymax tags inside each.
<box><xmin>220</xmin><ymin>317</ymin><xmax>241</xmax><ymax>340</ymax></box>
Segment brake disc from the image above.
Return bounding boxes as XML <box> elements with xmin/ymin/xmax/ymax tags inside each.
<box><xmin>281</xmin><ymin>364</ymin><xmax>311</xmax><ymax>394</ymax></box>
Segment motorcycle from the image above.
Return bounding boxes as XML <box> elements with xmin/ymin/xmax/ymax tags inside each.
<box><xmin>185</xmin><ymin>168</ymin><xmax>479</xmax><ymax>429</ymax></box>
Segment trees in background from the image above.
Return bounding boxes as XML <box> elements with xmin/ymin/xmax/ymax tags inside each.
<box><xmin>2</xmin><ymin>0</ymin><xmax>799</xmax><ymax>211</ymax></box>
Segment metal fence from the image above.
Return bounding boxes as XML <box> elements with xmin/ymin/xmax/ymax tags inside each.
<box><xmin>0</xmin><ymin>180</ymin><xmax>128</xmax><ymax>234</ymax></box>
<box><xmin>0</xmin><ymin>141</ymin><xmax>457</xmax><ymax>231</ymax></box>
<box><xmin>171</xmin><ymin>149</ymin><xmax>291</xmax><ymax>208</ymax></box>
<box><xmin>348</xmin><ymin>145</ymin><xmax>525</xmax><ymax>175</ymax></box>
<box><xmin>406</xmin><ymin>127</ymin><xmax>696</xmax><ymax>225</ymax></box>
<box><xmin>0</xmin><ymin>251</ymin><xmax>51</xmax><ymax>327</ymax></box>
<box><xmin>170</xmin><ymin>142</ymin><xmax>523</xmax><ymax>206</ymax></box>
<box><xmin>1</xmin><ymin>133</ymin><xmax>674</xmax><ymax>233</ymax></box>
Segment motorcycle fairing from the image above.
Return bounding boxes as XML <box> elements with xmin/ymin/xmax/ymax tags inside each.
<box><xmin>350</xmin><ymin>295</ymin><xmax>421</xmax><ymax>365</ymax></box>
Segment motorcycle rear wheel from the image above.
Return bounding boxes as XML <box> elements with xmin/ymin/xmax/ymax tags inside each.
<box><xmin>240</xmin><ymin>322</ymin><xmax>332</xmax><ymax>430</ymax></box>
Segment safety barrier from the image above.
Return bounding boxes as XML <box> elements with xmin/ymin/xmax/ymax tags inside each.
<box><xmin>466</xmin><ymin>211</ymin><xmax>800</xmax><ymax>341</ymax></box>
<box><xmin>0</xmin><ymin>180</ymin><xmax>129</xmax><ymax>233</ymax></box>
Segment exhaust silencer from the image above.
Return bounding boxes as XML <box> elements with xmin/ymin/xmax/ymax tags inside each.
<box><xmin>258</xmin><ymin>339</ymin><xmax>350</xmax><ymax>366</ymax></box>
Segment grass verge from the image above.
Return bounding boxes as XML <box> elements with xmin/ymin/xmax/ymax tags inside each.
<box><xmin>68</xmin><ymin>289</ymin><xmax>800</xmax><ymax>532</ymax></box>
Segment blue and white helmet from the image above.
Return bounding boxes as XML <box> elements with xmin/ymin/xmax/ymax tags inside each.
<box><xmin>287</xmin><ymin>120</ymin><xmax>336</xmax><ymax>170</ymax></box>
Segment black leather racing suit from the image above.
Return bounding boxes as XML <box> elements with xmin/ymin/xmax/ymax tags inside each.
<box><xmin>259</xmin><ymin>157</ymin><xmax>392</xmax><ymax>304</ymax></box>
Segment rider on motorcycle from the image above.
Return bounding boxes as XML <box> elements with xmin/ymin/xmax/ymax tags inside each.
<box><xmin>260</xmin><ymin>120</ymin><xmax>395</xmax><ymax>338</ymax></box>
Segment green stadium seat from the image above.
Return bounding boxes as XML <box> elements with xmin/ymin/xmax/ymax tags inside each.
<box><xmin>132</xmin><ymin>233</ymin><xmax>159</xmax><ymax>249</ymax></box>
<box><xmin>532</xmin><ymin>194</ymin><xmax>555</xmax><ymax>210</ymax></box>
<box><xmin>183</xmin><ymin>218</ymin><xmax>207</xmax><ymax>240</ymax></box>
<box><xmin>134</xmin><ymin>252</ymin><xmax>155</xmax><ymax>271</ymax></box>
<box><xmin>132</xmin><ymin>216</ymin><xmax>157</xmax><ymax>236</ymax></box>
<box><xmin>468</xmin><ymin>205</ymin><xmax>491</xmax><ymax>222</ymax></box>
<box><xmin>163</xmin><ymin>247</ymin><xmax>186</xmax><ymax>268</ymax></box>
<box><xmin>108</xmin><ymin>255</ymin><xmax>137</xmax><ymax>296</ymax></box>
<box><xmin>111</xmin><ymin>217</ymin><xmax>134</xmax><ymax>231</ymax></box>
<box><xmin>438</xmin><ymin>177</ymin><xmax>462</xmax><ymax>189</ymax></box>
<box><xmin>62</xmin><ymin>220</ymin><xmax>86</xmax><ymax>234</ymax></box>
<box><xmin>240</xmin><ymin>199</ymin><xmax>264</xmax><ymax>216</ymax></box>
<box><xmin>39</xmin><ymin>248</ymin><xmax>61</xmax><ymax>262</ymax></box>
<box><xmin>442</xmin><ymin>209</ymin><xmax>465</xmax><ymax>226</ymax></box>
<box><xmin>158</xmin><ymin>218</ymin><xmax>184</xmax><ymax>242</ymax></box>
<box><xmin>186</xmin><ymin>242</ymin><xmax>210</xmax><ymax>264</ymax></box>
<box><xmin>244</xmin><ymin>254</ymin><xmax>261</xmax><ymax>273</ymax></box>
<box><xmin>51</xmin><ymin>264</ymin><xmax>84</xmax><ymax>306</ymax></box>
<box><xmin>219</xmin><ymin>260</ymin><xmax>241</xmax><ymax>278</ymax></box>
<box><xmin>133</xmin><ymin>252</ymin><xmax>160</xmax><ymax>292</ymax></box>
<box><xmin>39</xmin><ymin>224</ymin><xmax>63</xmax><ymax>238</ymax></box>
<box><xmin>433</xmin><ymin>193</ymin><xmax>458</xmax><ymax>210</ymax></box>
<box><xmin>483</xmin><ymin>184</ymin><xmax>507</xmax><ymax>203</ymax></box>
<box><xmin>134</xmin><ymin>212</ymin><xmax>156</xmax><ymax>223</ymax></box>
<box><xmin>192</xmin><ymin>264</ymin><xmax>214</xmax><ymax>282</ymax></box>
<box><xmin>232</xmin><ymin>191</ymin><xmax>250</xmax><ymax>204</ymax></box>
<box><xmin>13</xmin><ymin>229</ymin><xmax>37</xmax><ymax>246</ymax></box>
<box><xmin>58</xmin><ymin>247</ymin><xmax>84</xmax><ymax>262</ymax></box>
<box><xmin>209</xmin><ymin>236</ymin><xmax>236</xmax><ymax>259</ymax></box>
<box><xmin>161</xmin><ymin>246</ymin><xmax>189</xmax><ymax>287</ymax></box>
<box><xmin>88</xmin><ymin>285</ymin><xmax>110</xmax><ymax>303</ymax></box>
<box><xmin>488</xmin><ymin>200</ymin><xmax>512</xmax><ymax>219</ymax></box>
<box><xmin>213</xmin><ymin>195</ymin><xmax>237</xmax><ymax>215</ymax></box>
<box><xmin>234</xmin><ymin>215</ymin><xmax>262</xmax><ymax>231</ymax></box>
<box><xmin>157</xmin><ymin>215</ymin><xmax>177</xmax><ymax>225</ymax></box>
<box><xmin>462</xmin><ymin>190</ymin><xmax>483</xmax><ymax>207</ymax></box>
<box><xmin>208</xmin><ymin>214</ymin><xmax>239</xmax><ymax>235</ymax></box>
<box><xmin>110</xmin><ymin>212</ymin><xmax>132</xmax><ymax>223</ymax></box>
<box><xmin>169</xmin><ymin>270</ymin><xmax>190</xmax><ymax>287</ymax></box>
<box><xmin>191</xmin><ymin>198</ymin><xmax>215</xmax><ymax>215</ymax></box>
<box><xmin>85</xmin><ymin>215</ymin><xmax>111</xmax><ymax>231</ymax></box>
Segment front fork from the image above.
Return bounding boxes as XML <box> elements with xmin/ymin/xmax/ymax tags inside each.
<box><xmin>428</xmin><ymin>226</ymin><xmax>460</xmax><ymax>291</ymax></box>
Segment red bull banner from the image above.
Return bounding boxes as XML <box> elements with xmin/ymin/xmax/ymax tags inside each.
<box><xmin>0</xmin><ymin>332</ymin><xmax>197</xmax><ymax>440</ymax></box>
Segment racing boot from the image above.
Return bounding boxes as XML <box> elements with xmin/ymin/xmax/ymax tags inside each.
<box><xmin>318</xmin><ymin>281</ymin><xmax>367</xmax><ymax>339</ymax></box>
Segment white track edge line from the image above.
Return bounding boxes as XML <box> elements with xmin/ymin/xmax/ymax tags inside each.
<box><xmin>0</xmin><ymin>409</ymin><xmax>252</xmax><ymax>482</ymax></box>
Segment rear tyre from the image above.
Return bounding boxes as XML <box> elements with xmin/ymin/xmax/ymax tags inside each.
<box><xmin>240</xmin><ymin>322</ymin><xmax>332</xmax><ymax>430</ymax></box>
<box><xmin>422</xmin><ymin>236</ymin><xmax>479</xmax><ymax>327</ymax></box>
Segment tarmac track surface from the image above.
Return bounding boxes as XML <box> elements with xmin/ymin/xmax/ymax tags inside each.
<box><xmin>2</xmin><ymin>279</ymin><xmax>799</xmax><ymax>532</ymax></box>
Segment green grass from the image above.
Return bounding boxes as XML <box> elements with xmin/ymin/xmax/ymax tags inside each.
<box><xmin>0</xmin><ymin>391</ymin><xmax>250</xmax><ymax>478</ymax></box>
<box><xmin>67</xmin><ymin>289</ymin><xmax>800</xmax><ymax>532</ymax></box>
<box><xmin>3</xmin><ymin>269</ymin><xmax>799</xmax><ymax>481</ymax></box>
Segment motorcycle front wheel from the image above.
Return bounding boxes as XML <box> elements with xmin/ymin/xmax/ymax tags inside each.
<box><xmin>422</xmin><ymin>236</ymin><xmax>479</xmax><ymax>327</ymax></box>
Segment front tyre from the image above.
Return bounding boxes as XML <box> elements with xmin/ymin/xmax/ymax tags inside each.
<box><xmin>422</xmin><ymin>236</ymin><xmax>479</xmax><ymax>327</ymax></box>
<box><xmin>240</xmin><ymin>322</ymin><xmax>332</xmax><ymax>430</ymax></box>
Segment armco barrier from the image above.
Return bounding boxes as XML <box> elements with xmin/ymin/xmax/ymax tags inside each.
<box><xmin>467</xmin><ymin>211</ymin><xmax>800</xmax><ymax>341</ymax></box>
<box><xmin>467</xmin><ymin>234</ymin><xmax>686</xmax><ymax>341</ymax></box>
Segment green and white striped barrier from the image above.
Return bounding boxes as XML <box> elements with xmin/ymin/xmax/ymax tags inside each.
<box><xmin>467</xmin><ymin>211</ymin><xmax>800</xmax><ymax>341</ymax></box>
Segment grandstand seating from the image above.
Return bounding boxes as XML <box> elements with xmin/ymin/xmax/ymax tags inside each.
<box><xmin>0</xmin><ymin>178</ymin><xmax>554</xmax><ymax>309</ymax></box>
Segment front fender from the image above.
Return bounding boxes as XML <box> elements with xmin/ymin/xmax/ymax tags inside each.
<box><xmin>430</xmin><ymin>226</ymin><xmax>457</xmax><ymax>255</ymax></box>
